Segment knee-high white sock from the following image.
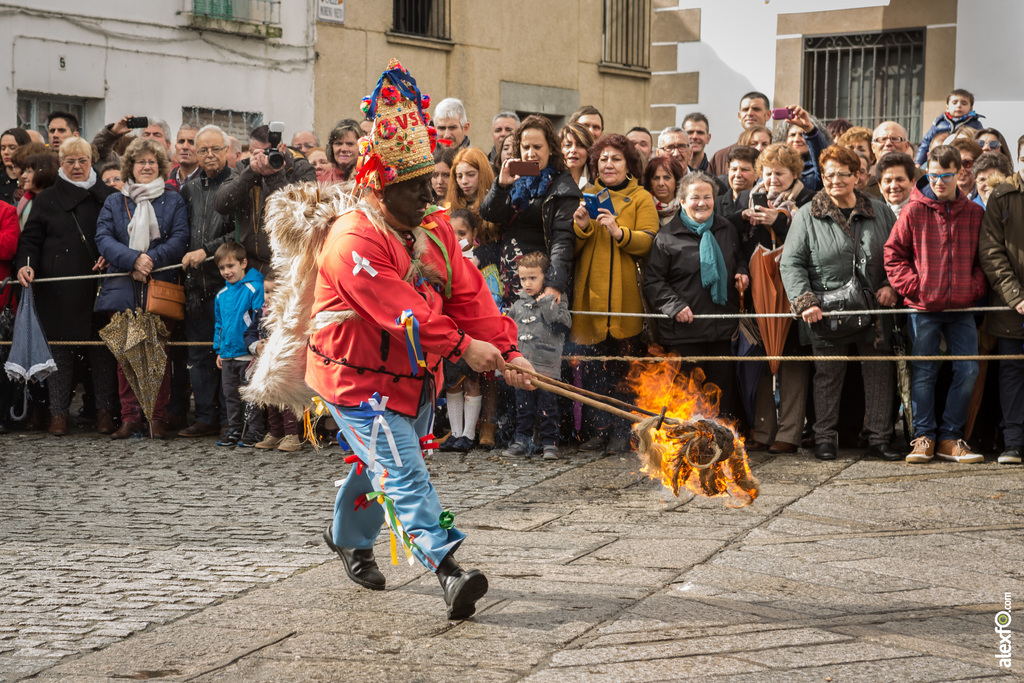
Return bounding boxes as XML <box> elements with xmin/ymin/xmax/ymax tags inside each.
<box><xmin>462</xmin><ymin>395</ymin><xmax>482</xmax><ymax>440</ymax></box>
<box><xmin>446</xmin><ymin>392</ymin><xmax>464</xmax><ymax>439</ymax></box>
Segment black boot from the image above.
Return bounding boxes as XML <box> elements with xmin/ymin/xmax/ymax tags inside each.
<box><xmin>436</xmin><ymin>552</ymin><xmax>488</xmax><ymax>620</ymax></box>
<box><xmin>322</xmin><ymin>526</ymin><xmax>385</xmax><ymax>590</ymax></box>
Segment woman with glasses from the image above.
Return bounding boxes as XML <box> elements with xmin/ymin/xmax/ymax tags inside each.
<box><xmin>95</xmin><ymin>138</ymin><xmax>189</xmax><ymax>439</ymax></box>
<box><xmin>14</xmin><ymin>138</ymin><xmax>120</xmax><ymax>436</ymax></box>
<box><xmin>780</xmin><ymin>145</ymin><xmax>900</xmax><ymax>462</ymax></box>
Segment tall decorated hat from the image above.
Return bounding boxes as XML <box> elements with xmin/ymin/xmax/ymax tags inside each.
<box><xmin>355</xmin><ymin>58</ymin><xmax>442</xmax><ymax>190</ymax></box>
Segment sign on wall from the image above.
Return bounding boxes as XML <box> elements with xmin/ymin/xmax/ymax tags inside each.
<box><xmin>317</xmin><ymin>0</ymin><xmax>344</xmax><ymax>24</ymax></box>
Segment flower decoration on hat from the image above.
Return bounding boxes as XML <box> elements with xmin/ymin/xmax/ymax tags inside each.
<box><xmin>355</xmin><ymin>58</ymin><xmax>436</xmax><ymax>191</ymax></box>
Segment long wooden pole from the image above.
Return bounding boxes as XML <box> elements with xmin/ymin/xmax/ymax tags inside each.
<box><xmin>512</xmin><ymin>365</ymin><xmax>660</xmax><ymax>418</ymax></box>
<box><xmin>525</xmin><ymin>374</ymin><xmax>644</xmax><ymax>425</ymax></box>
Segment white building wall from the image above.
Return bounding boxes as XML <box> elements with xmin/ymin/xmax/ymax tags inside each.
<box><xmin>955</xmin><ymin>0</ymin><xmax>1024</xmax><ymax>161</ymax></box>
<box><xmin>0</xmin><ymin>0</ymin><xmax>316</xmax><ymax>140</ymax></box>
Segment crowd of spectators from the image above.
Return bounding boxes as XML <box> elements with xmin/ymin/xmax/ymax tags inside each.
<box><xmin>1</xmin><ymin>85</ymin><xmax>1021</xmax><ymax>465</ymax></box>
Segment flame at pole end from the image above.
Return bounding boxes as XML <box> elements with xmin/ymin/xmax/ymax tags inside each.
<box><xmin>627</xmin><ymin>360</ymin><xmax>760</xmax><ymax>508</ymax></box>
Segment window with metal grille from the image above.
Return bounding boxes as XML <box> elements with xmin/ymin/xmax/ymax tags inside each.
<box><xmin>602</xmin><ymin>0</ymin><xmax>651</xmax><ymax>71</ymax></box>
<box><xmin>17</xmin><ymin>93</ymin><xmax>87</xmax><ymax>139</ymax></box>
<box><xmin>803</xmin><ymin>30</ymin><xmax>925</xmax><ymax>144</ymax></box>
<box><xmin>392</xmin><ymin>0</ymin><xmax>450</xmax><ymax>41</ymax></box>
<box><xmin>181</xmin><ymin>107</ymin><xmax>263</xmax><ymax>140</ymax></box>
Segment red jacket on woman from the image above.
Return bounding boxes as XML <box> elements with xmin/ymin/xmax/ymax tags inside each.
<box><xmin>884</xmin><ymin>178</ymin><xmax>987</xmax><ymax>312</ymax></box>
<box><xmin>0</xmin><ymin>201</ymin><xmax>19</xmax><ymax>310</ymax></box>
<box><xmin>306</xmin><ymin>206</ymin><xmax>521</xmax><ymax>417</ymax></box>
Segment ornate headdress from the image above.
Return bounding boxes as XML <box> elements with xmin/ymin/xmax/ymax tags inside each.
<box><xmin>356</xmin><ymin>58</ymin><xmax>442</xmax><ymax>190</ymax></box>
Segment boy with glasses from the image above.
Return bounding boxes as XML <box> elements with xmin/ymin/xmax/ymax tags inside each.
<box><xmin>884</xmin><ymin>145</ymin><xmax>989</xmax><ymax>464</ymax></box>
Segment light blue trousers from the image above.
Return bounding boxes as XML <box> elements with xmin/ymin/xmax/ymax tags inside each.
<box><xmin>325</xmin><ymin>398</ymin><xmax>464</xmax><ymax>572</ymax></box>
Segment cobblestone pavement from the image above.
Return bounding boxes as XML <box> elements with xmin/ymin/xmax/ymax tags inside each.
<box><xmin>2</xmin><ymin>429</ymin><xmax>1023</xmax><ymax>681</ymax></box>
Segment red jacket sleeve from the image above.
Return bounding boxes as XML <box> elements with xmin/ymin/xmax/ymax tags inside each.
<box><xmin>431</xmin><ymin>213</ymin><xmax>521</xmax><ymax>361</ymax></box>
<box><xmin>883</xmin><ymin>207</ymin><xmax>919</xmax><ymax>300</ymax></box>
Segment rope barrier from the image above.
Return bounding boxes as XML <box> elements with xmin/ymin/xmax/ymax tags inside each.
<box><xmin>567</xmin><ymin>305</ymin><xmax>1011</xmax><ymax>319</ymax></box>
<box><xmin>4</xmin><ymin>257</ymin><xmax>213</xmax><ymax>285</ymax></box>
<box><xmin>1</xmin><ymin>339</ymin><xmax>1019</xmax><ymax>363</ymax></box>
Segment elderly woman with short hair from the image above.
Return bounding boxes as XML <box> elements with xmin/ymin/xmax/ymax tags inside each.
<box><xmin>644</xmin><ymin>170</ymin><xmax>748</xmax><ymax>421</ymax></box>
<box><xmin>780</xmin><ymin>145</ymin><xmax>900</xmax><ymax>461</ymax></box>
<box><xmin>15</xmin><ymin>138</ymin><xmax>119</xmax><ymax>436</ymax></box>
<box><xmin>95</xmin><ymin>137</ymin><xmax>189</xmax><ymax>439</ymax></box>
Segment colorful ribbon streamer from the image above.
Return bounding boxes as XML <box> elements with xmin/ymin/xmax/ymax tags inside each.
<box><xmin>395</xmin><ymin>310</ymin><xmax>426</xmax><ymax>376</ymax></box>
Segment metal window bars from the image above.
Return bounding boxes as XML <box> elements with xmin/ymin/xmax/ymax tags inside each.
<box><xmin>392</xmin><ymin>0</ymin><xmax>451</xmax><ymax>41</ymax></box>
<box><xmin>803</xmin><ymin>30</ymin><xmax>925</xmax><ymax>144</ymax></box>
<box><xmin>181</xmin><ymin>107</ymin><xmax>264</xmax><ymax>140</ymax></box>
<box><xmin>602</xmin><ymin>0</ymin><xmax>651</xmax><ymax>71</ymax></box>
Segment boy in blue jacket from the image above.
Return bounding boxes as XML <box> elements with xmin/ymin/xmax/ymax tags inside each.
<box><xmin>213</xmin><ymin>241</ymin><xmax>264</xmax><ymax>446</ymax></box>
<box><xmin>915</xmin><ymin>89</ymin><xmax>985</xmax><ymax>166</ymax></box>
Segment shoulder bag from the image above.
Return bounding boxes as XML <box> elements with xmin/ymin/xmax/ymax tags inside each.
<box><xmin>810</xmin><ymin>219</ymin><xmax>876</xmax><ymax>340</ymax></box>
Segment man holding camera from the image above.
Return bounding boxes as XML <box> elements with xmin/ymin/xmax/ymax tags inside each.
<box><xmin>214</xmin><ymin>123</ymin><xmax>315</xmax><ymax>276</ymax></box>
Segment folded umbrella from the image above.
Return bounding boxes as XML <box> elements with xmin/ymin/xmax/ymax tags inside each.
<box><xmin>749</xmin><ymin>244</ymin><xmax>792</xmax><ymax>375</ymax></box>
<box><xmin>99</xmin><ymin>308</ymin><xmax>169</xmax><ymax>424</ymax></box>
<box><xmin>3</xmin><ymin>285</ymin><xmax>57</xmax><ymax>384</ymax></box>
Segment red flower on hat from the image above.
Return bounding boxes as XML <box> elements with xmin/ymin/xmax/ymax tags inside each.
<box><xmin>384</xmin><ymin>165</ymin><xmax>398</xmax><ymax>183</ymax></box>
<box><xmin>360</xmin><ymin>96</ymin><xmax>372</xmax><ymax>116</ymax></box>
<box><xmin>395</xmin><ymin>133</ymin><xmax>414</xmax><ymax>153</ymax></box>
<box><xmin>381</xmin><ymin>85</ymin><xmax>400</xmax><ymax>106</ymax></box>
<box><xmin>421</xmin><ymin>93</ymin><xmax>431</xmax><ymax>109</ymax></box>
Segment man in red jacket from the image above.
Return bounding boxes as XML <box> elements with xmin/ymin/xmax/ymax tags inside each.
<box><xmin>310</xmin><ymin>59</ymin><xmax>535</xmax><ymax>620</ymax></box>
<box><xmin>885</xmin><ymin>145</ymin><xmax>988</xmax><ymax>464</ymax></box>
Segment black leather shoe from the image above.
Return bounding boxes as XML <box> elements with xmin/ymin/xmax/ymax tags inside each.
<box><xmin>450</xmin><ymin>436</ymin><xmax>474</xmax><ymax>452</ymax></box>
<box><xmin>322</xmin><ymin>526</ymin><xmax>385</xmax><ymax>591</ymax></box>
<box><xmin>868</xmin><ymin>443</ymin><xmax>902</xmax><ymax>461</ymax></box>
<box><xmin>814</xmin><ymin>443</ymin><xmax>837</xmax><ymax>461</ymax></box>
<box><xmin>578</xmin><ymin>435</ymin><xmax>608</xmax><ymax>452</ymax></box>
<box><xmin>436</xmin><ymin>553</ymin><xmax>488</xmax><ymax>620</ymax></box>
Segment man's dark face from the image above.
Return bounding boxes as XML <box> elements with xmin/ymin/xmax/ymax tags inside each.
<box><xmin>380</xmin><ymin>173</ymin><xmax>434</xmax><ymax>230</ymax></box>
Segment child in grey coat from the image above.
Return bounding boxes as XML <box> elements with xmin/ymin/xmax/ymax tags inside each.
<box><xmin>503</xmin><ymin>252</ymin><xmax>572</xmax><ymax>459</ymax></box>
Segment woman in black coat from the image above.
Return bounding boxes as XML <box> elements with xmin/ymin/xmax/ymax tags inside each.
<box><xmin>643</xmin><ymin>171</ymin><xmax>749</xmax><ymax>421</ymax></box>
<box><xmin>15</xmin><ymin>138</ymin><xmax>118</xmax><ymax>436</ymax></box>
<box><xmin>479</xmin><ymin>114</ymin><xmax>583</xmax><ymax>306</ymax></box>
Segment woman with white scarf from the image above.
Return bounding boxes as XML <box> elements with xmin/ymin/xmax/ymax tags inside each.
<box><xmin>95</xmin><ymin>138</ymin><xmax>189</xmax><ymax>439</ymax></box>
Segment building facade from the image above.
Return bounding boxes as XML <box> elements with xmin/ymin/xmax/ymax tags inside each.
<box><xmin>1</xmin><ymin>0</ymin><xmax>316</xmax><ymax>142</ymax></box>
<box><xmin>313</xmin><ymin>0</ymin><xmax>654</xmax><ymax>153</ymax></box>
<box><xmin>652</xmin><ymin>0</ymin><xmax>1023</xmax><ymax>154</ymax></box>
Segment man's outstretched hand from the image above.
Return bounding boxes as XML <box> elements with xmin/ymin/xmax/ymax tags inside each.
<box><xmin>462</xmin><ymin>339</ymin><xmax>505</xmax><ymax>373</ymax></box>
<box><xmin>503</xmin><ymin>356</ymin><xmax>537</xmax><ymax>391</ymax></box>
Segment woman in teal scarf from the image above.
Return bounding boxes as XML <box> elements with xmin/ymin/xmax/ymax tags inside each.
<box><xmin>643</xmin><ymin>171</ymin><xmax>749</xmax><ymax>421</ymax></box>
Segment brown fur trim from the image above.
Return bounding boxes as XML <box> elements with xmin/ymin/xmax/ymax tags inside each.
<box><xmin>791</xmin><ymin>291</ymin><xmax>821</xmax><ymax>315</ymax></box>
<box><xmin>809</xmin><ymin>188</ymin><xmax>876</xmax><ymax>237</ymax></box>
<box><xmin>240</xmin><ymin>182</ymin><xmax>359</xmax><ymax>416</ymax></box>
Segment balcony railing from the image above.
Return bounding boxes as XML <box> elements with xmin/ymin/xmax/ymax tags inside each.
<box><xmin>183</xmin><ymin>0</ymin><xmax>282</xmax><ymax>38</ymax></box>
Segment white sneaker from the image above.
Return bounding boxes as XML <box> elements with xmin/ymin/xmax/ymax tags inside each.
<box><xmin>935</xmin><ymin>439</ymin><xmax>984</xmax><ymax>464</ymax></box>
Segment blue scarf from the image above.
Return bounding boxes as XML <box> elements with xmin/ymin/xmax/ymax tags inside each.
<box><xmin>510</xmin><ymin>166</ymin><xmax>557</xmax><ymax>212</ymax></box>
<box><xmin>680</xmin><ymin>210</ymin><xmax>728</xmax><ymax>305</ymax></box>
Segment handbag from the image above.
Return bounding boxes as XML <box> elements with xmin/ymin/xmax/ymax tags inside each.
<box><xmin>811</xmin><ymin>220</ymin><xmax>876</xmax><ymax>340</ymax></box>
<box><xmin>146</xmin><ymin>276</ymin><xmax>186</xmax><ymax>321</ymax></box>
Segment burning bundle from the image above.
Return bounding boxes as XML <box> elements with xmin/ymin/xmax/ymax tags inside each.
<box><xmin>511</xmin><ymin>363</ymin><xmax>759</xmax><ymax>508</ymax></box>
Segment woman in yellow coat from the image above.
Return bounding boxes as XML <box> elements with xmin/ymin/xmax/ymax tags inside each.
<box><xmin>571</xmin><ymin>133</ymin><xmax>659</xmax><ymax>453</ymax></box>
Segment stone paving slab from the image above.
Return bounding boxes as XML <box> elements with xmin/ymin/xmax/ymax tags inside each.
<box><xmin>3</xmin><ymin>433</ymin><xmax>1021</xmax><ymax>682</ymax></box>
